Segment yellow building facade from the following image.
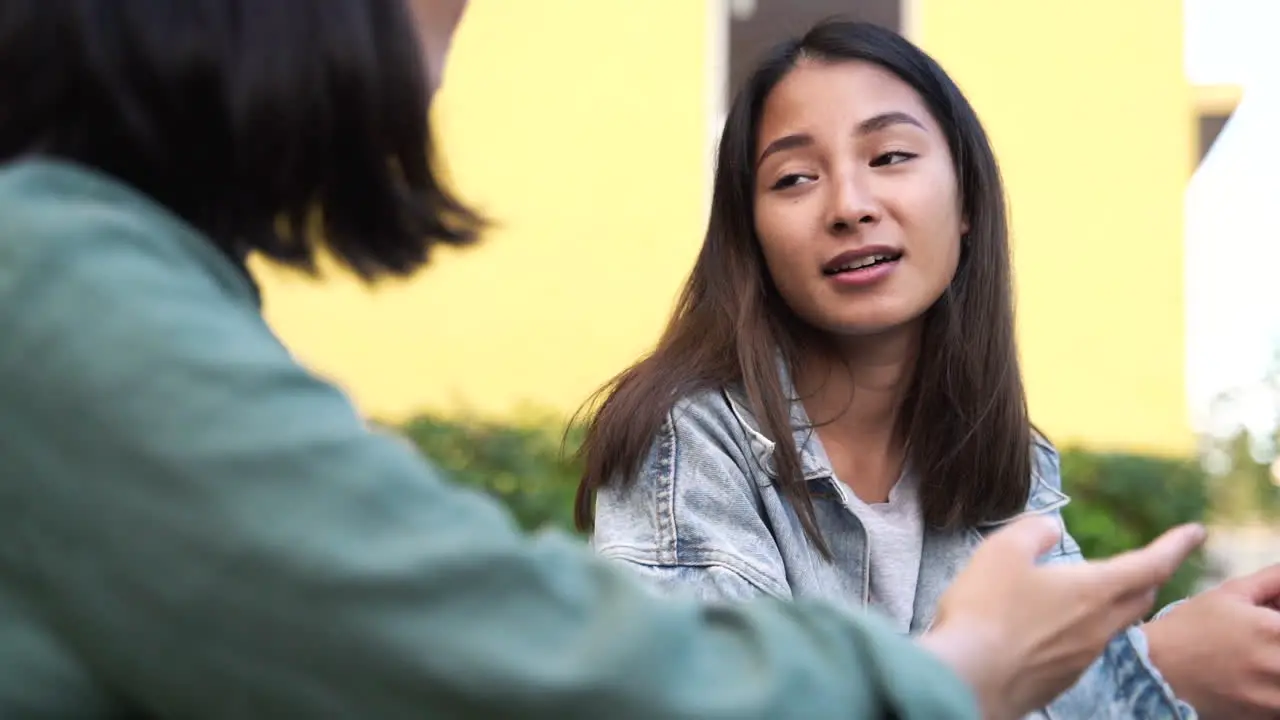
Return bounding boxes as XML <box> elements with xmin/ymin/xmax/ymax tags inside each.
<box><xmin>257</xmin><ymin>0</ymin><xmax>1196</xmax><ymax>456</ymax></box>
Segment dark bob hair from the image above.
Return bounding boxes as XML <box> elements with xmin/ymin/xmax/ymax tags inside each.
<box><xmin>0</xmin><ymin>0</ymin><xmax>482</xmax><ymax>280</ymax></box>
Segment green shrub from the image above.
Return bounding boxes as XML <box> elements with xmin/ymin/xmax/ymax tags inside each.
<box><xmin>1058</xmin><ymin>449</ymin><xmax>1210</xmax><ymax>607</ymax></box>
<box><xmin>396</xmin><ymin>414</ymin><xmax>1210</xmax><ymax>605</ymax></box>
<box><xmin>398</xmin><ymin>412</ymin><xmax>584</xmax><ymax>533</ymax></box>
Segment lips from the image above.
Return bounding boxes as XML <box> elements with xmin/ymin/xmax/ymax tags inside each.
<box><xmin>822</xmin><ymin>247</ymin><xmax>904</xmax><ymax>276</ymax></box>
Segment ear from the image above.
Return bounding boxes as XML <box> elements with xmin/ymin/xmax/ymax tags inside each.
<box><xmin>960</xmin><ymin>217</ymin><xmax>970</xmax><ymax>236</ymax></box>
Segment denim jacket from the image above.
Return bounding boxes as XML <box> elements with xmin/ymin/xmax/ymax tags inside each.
<box><xmin>591</xmin><ymin>380</ymin><xmax>1196</xmax><ymax>719</ymax></box>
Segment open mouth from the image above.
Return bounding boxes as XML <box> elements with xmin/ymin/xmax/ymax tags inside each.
<box><xmin>822</xmin><ymin>252</ymin><xmax>903</xmax><ymax>276</ymax></box>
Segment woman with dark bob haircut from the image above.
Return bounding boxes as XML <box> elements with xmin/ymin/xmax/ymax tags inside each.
<box><xmin>0</xmin><ymin>2</ymin><xmax>1206</xmax><ymax>718</ymax></box>
<box><xmin>582</xmin><ymin>18</ymin><xmax>1280</xmax><ymax>720</ymax></box>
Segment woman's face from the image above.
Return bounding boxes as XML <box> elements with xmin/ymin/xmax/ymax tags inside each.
<box><xmin>753</xmin><ymin>59</ymin><xmax>965</xmax><ymax>340</ymax></box>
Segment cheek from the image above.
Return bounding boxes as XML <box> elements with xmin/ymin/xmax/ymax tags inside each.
<box><xmin>903</xmin><ymin>187</ymin><xmax>964</xmax><ymax>284</ymax></box>
<box><xmin>754</xmin><ymin>208</ymin><xmax>812</xmax><ymax>299</ymax></box>
<box><xmin>916</xmin><ymin>234</ymin><xmax>961</xmax><ymax>306</ymax></box>
<box><xmin>757</xmin><ymin>235</ymin><xmax>800</xmax><ymax>297</ymax></box>
<box><xmin>934</xmin><ymin>233</ymin><xmax>962</xmax><ymax>281</ymax></box>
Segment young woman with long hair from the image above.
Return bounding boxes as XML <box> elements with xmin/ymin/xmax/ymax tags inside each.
<box><xmin>579</xmin><ymin>19</ymin><xmax>1280</xmax><ymax>719</ymax></box>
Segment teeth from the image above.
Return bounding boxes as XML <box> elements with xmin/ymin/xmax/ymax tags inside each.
<box><xmin>834</xmin><ymin>254</ymin><xmax>891</xmax><ymax>272</ymax></box>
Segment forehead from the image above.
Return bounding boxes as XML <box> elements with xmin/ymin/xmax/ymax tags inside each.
<box><xmin>757</xmin><ymin>59</ymin><xmax>938</xmax><ymax>141</ymax></box>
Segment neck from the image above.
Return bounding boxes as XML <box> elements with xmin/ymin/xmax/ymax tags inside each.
<box><xmin>792</xmin><ymin>321</ymin><xmax>921</xmax><ymax>502</ymax></box>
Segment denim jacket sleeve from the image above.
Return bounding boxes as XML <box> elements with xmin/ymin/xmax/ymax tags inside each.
<box><xmin>592</xmin><ymin>393</ymin><xmax>794</xmax><ymax>602</ymax></box>
<box><xmin>1029</xmin><ymin>441</ymin><xmax>1196</xmax><ymax>720</ymax></box>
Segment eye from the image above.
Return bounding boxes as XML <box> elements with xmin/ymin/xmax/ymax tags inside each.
<box><xmin>870</xmin><ymin>150</ymin><xmax>917</xmax><ymax>168</ymax></box>
<box><xmin>770</xmin><ymin>173</ymin><xmax>816</xmax><ymax>190</ymax></box>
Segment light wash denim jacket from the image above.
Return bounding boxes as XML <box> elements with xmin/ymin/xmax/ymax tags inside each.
<box><xmin>591</xmin><ymin>380</ymin><xmax>1196</xmax><ymax>719</ymax></box>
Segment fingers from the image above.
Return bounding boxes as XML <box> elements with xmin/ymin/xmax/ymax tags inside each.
<box><xmin>1241</xmin><ymin>603</ymin><xmax>1280</xmax><ymax>643</ymax></box>
<box><xmin>1091</xmin><ymin>524</ymin><xmax>1206</xmax><ymax>597</ymax></box>
<box><xmin>1227</xmin><ymin>563</ymin><xmax>1280</xmax><ymax>605</ymax></box>
<box><xmin>985</xmin><ymin>515</ymin><xmax>1063</xmax><ymax>560</ymax></box>
<box><xmin>1108</xmin><ymin>587</ymin><xmax>1159</xmax><ymax>629</ymax></box>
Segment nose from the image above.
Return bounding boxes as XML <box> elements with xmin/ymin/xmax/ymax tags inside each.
<box><xmin>826</xmin><ymin>169</ymin><xmax>880</xmax><ymax>235</ymax></box>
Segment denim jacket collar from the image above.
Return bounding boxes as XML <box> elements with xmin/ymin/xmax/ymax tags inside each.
<box><xmin>721</xmin><ymin>358</ymin><xmax>1071</xmax><ymax>633</ymax></box>
<box><xmin>721</xmin><ymin>360</ymin><xmax>1070</xmax><ymax>522</ymax></box>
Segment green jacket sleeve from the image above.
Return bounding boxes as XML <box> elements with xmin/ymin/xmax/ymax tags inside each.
<box><xmin>0</xmin><ymin>185</ymin><xmax>979</xmax><ymax>719</ymax></box>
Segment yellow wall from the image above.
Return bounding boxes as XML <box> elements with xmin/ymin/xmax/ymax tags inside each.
<box><xmin>916</xmin><ymin>0</ymin><xmax>1194</xmax><ymax>455</ymax></box>
<box><xmin>259</xmin><ymin>0</ymin><xmax>1194</xmax><ymax>456</ymax></box>
<box><xmin>256</xmin><ymin>0</ymin><xmax>711</xmax><ymax>422</ymax></box>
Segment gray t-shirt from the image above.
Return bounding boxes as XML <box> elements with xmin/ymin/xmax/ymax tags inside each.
<box><xmin>841</xmin><ymin>472</ymin><xmax>924</xmax><ymax>634</ymax></box>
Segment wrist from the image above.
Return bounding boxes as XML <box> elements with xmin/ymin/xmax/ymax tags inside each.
<box><xmin>1139</xmin><ymin>620</ymin><xmax>1184</xmax><ymax>692</ymax></box>
<box><xmin>918</xmin><ymin>628</ymin><xmax>1005</xmax><ymax>720</ymax></box>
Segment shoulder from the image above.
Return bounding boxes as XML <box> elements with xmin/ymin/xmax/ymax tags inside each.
<box><xmin>0</xmin><ymin>161</ymin><xmax>288</xmax><ymax>442</ymax></box>
<box><xmin>1030</xmin><ymin>430</ymin><xmax>1064</xmax><ymax>491</ymax></box>
<box><xmin>598</xmin><ymin>387</ymin><xmax>760</xmax><ymax>501</ymax></box>
<box><xmin>1012</xmin><ymin>431</ymin><xmax>1070</xmax><ymax>521</ymax></box>
<box><xmin>1</xmin><ymin>159</ymin><xmax>170</xmax><ymax>258</ymax></box>
<box><xmin>591</xmin><ymin>387</ymin><xmax>777</xmax><ymax>562</ymax></box>
<box><xmin>665</xmin><ymin>388</ymin><xmax>760</xmax><ymax>463</ymax></box>
<box><xmin>975</xmin><ymin>432</ymin><xmax>1075</xmax><ymax>555</ymax></box>
<box><xmin>0</xmin><ymin>159</ymin><xmax>253</xmax><ymax>307</ymax></box>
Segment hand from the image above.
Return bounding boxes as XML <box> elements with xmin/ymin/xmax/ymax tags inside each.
<box><xmin>1145</xmin><ymin>564</ymin><xmax>1280</xmax><ymax>719</ymax></box>
<box><xmin>918</xmin><ymin>516</ymin><xmax>1205</xmax><ymax>720</ymax></box>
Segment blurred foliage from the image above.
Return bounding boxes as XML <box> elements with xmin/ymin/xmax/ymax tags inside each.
<box><xmin>1205</xmin><ymin>428</ymin><xmax>1280</xmax><ymax>525</ymax></box>
<box><xmin>1059</xmin><ymin>449</ymin><xmax>1209</xmax><ymax>607</ymax></box>
<box><xmin>396</xmin><ymin>413</ymin><xmax>1211</xmax><ymax>605</ymax></box>
<box><xmin>1205</xmin><ymin>350</ymin><xmax>1280</xmax><ymax>524</ymax></box>
<box><xmin>399</xmin><ymin>411</ymin><xmax>585</xmax><ymax>533</ymax></box>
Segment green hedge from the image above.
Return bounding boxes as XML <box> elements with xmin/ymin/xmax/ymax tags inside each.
<box><xmin>399</xmin><ymin>414</ymin><xmax>1209</xmax><ymax>605</ymax></box>
<box><xmin>400</xmin><ymin>412</ymin><xmax>584</xmax><ymax>533</ymax></box>
<box><xmin>1057</xmin><ymin>449</ymin><xmax>1209</xmax><ymax>607</ymax></box>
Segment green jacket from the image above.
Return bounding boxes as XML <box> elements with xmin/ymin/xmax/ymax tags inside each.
<box><xmin>0</xmin><ymin>159</ymin><xmax>979</xmax><ymax>719</ymax></box>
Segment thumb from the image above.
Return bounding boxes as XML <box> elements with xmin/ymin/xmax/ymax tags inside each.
<box><xmin>1226</xmin><ymin>563</ymin><xmax>1280</xmax><ymax>604</ymax></box>
<box><xmin>1093</xmin><ymin>524</ymin><xmax>1206</xmax><ymax>597</ymax></box>
<box><xmin>985</xmin><ymin>515</ymin><xmax>1062</xmax><ymax>561</ymax></box>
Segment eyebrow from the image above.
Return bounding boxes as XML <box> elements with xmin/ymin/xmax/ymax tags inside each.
<box><xmin>755</xmin><ymin>111</ymin><xmax>927</xmax><ymax>169</ymax></box>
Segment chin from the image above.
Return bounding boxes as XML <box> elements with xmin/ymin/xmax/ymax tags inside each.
<box><xmin>788</xmin><ymin>291</ymin><xmax>937</xmax><ymax>342</ymax></box>
<box><xmin>825</xmin><ymin>322</ymin><xmax>913</xmax><ymax>339</ymax></box>
<box><xmin>813</xmin><ymin>309</ymin><xmax>929</xmax><ymax>340</ymax></box>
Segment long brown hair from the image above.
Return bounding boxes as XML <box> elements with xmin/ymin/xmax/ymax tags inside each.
<box><xmin>573</xmin><ymin>20</ymin><xmax>1031</xmax><ymax>554</ymax></box>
